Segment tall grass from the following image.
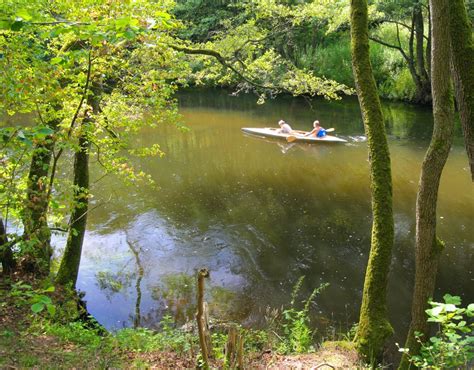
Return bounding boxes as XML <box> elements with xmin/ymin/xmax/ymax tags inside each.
<box><xmin>293</xmin><ymin>36</ymin><xmax>417</xmax><ymax>101</ymax></box>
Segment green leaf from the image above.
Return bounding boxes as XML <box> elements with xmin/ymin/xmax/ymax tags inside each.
<box><xmin>91</xmin><ymin>32</ymin><xmax>106</xmax><ymax>46</ymax></box>
<box><xmin>466</xmin><ymin>303</ymin><xmax>474</xmax><ymax>316</ymax></box>
<box><xmin>124</xmin><ymin>29</ymin><xmax>135</xmax><ymax>40</ymax></box>
<box><xmin>443</xmin><ymin>294</ymin><xmax>461</xmax><ymax>305</ymax></box>
<box><xmin>115</xmin><ymin>17</ymin><xmax>130</xmax><ymax>30</ymax></box>
<box><xmin>430</xmin><ymin>305</ymin><xmax>444</xmax><ymax>317</ymax></box>
<box><xmin>0</xmin><ymin>20</ymin><xmax>12</xmax><ymax>30</ymax></box>
<box><xmin>43</xmin><ymin>286</ymin><xmax>55</xmax><ymax>293</ymax></box>
<box><xmin>36</xmin><ymin>127</ymin><xmax>54</xmax><ymax>136</ymax></box>
<box><xmin>31</xmin><ymin>302</ymin><xmax>44</xmax><ymax>313</ymax></box>
<box><xmin>39</xmin><ymin>295</ymin><xmax>52</xmax><ymax>304</ymax></box>
<box><xmin>445</xmin><ymin>304</ymin><xmax>457</xmax><ymax>312</ymax></box>
<box><xmin>16</xmin><ymin>9</ymin><xmax>33</xmax><ymax>21</ymax></box>
<box><xmin>46</xmin><ymin>304</ymin><xmax>56</xmax><ymax>316</ymax></box>
<box><xmin>11</xmin><ymin>21</ymin><xmax>24</xmax><ymax>31</ymax></box>
<box><xmin>50</xmin><ymin>57</ymin><xmax>63</xmax><ymax>65</ymax></box>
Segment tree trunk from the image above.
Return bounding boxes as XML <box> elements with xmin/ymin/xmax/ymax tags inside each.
<box><xmin>407</xmin><ymin>12</ymin><xmax>424</xmax><ymax>98</ymax></box>
<box><xmin>56</xmin><ymin>88</ymin><xmax>99</xmax><ymax>287</ymax></box>
<box><xmin>0</xmin><ymin>218</ymin><xmax>15</xmax><ymax>275</ymax></box>
<box><xmin>21</xmin><ymin>119</ymin><xmax>58</xmax><ymax>275</ymax></box>
<box><xmin>414</xmin><ymin>4</ymin><xmax>429</xmax><ymax>84</ymax></box>
<box><xmin>449</xmin><ymin>0</ymin><xmax>474</xmax><ymax>181</ymax></box>
<box><xmin>399</xmin><ymin>0</ymin><xmax>455</xmax><ymax>368</ymax></box>
<box><xmin>55</xmin><ymin>128</ymin><xmax>90</xmax><ymax>287</ymax></box>
<box><xmin>350</xmin><ymin>0</ymin><xmax>395</xmax><ymax>361</ymax></box>
<box><xmin>425</xmin><ymin>6</ymin><xmax>432</xmax><ymax>78</ymax></box>
<box><xmin>414</xmin><ymin>3</ymin><xmax>432</xmax><ymax>104</ymax></box>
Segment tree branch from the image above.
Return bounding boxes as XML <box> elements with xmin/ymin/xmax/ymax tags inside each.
<box><xmin>47</xmin><ymin>49</ymin><xmax>93</xmax><ymax>202</ymax></box>
<box><xmin>169</xmin><ymin>44</ymin><xmax>276</xmax><ymax>92</ymax></box>
<box><xmin>369</xmin><ymin>36</ymin><xmax>403</xmax><ymax>52</ymax></box>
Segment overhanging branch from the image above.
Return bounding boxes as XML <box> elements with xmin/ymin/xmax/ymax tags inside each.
<box><xmin>169</xmin><ymin>44</ymin><xmax>277</xmax><ymax>92</ymax></box>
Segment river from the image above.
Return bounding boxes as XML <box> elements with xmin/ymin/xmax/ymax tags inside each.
<box><xmin>71</xmin><ymin>89</ymin><xmax>473</xmax><ymax>341</ymax></box>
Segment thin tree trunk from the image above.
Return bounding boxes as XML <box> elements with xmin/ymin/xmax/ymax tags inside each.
<box><xmin>425</xmin><ymin>5</ymin><xmax>432</xmax><ymax>78</ymax></box>
<box><xmin>0</xmin><ymin>218</ymin><xmax>15</xmax><ymax>274</ymax></box>
<box><xmin>56</xmin><ymin>86</ymin><xmax>99</xmax><ymax>287</ymax></box>
<box><xmin>22</xmin><ymin>118</ymin><xmax>59</xmax><ymax>274</ymax></box>
<box><xmin>408</xmin><ymin>11</ymin><xmax>425</xmax><ymax>100</ymax></box>
<box><xmin>399</xmin><ymin>0</ymin><xmax>455</xmax><ymax>367</ymax></box>
<box><xmin>414</xmin><ymin>3</ymin><xmax>432</xmax><ymax>104</ymax></box>
<box><xmin>449</xmin><ymin>0</ymin><xmax>474</xmax><ymax>181</ymax></box>
<box><xmin>350</xmin><ymin>0</ymin><xmax>395</xmax><ymax>361</ymax></box>
<box><xmin>414</xmin><ymin>4</ymin><xmax>429</xmax><ymax>83</ymax></box>
<box><xmin>55</xmin><ymin>127</ymin><xmax>90</xmax><ymax>286</ymax></box>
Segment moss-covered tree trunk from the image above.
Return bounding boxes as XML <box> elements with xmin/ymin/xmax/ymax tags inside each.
<box><xmin>21</xmin><ymin>119</ymin><xmax>59</xmax><ymax>275</ymax></box>
<box><xmin>399</xmin><ymin>0</ymin><xmax>455</xmax><ymax>368</ymax></box>
<box><xmin>56</xmin><ymin>88</ymin><xmax>99</xmax><ymax>287</ymax></box>
<box><xmin>449</xmin><ymin>0</ymin><xmax>474</xmax><ymax>181</ymax></box>
<box><xmin>0</xmin><ymin>218</ymin><xmax>15</xmax><ymax>274</ymax></box>
<box><xmin>55</xmin><ymin>126</ymin><xmax>89</xmax><ymax>287</ymax></box>
<box><xmin>350</xmin><ymin>0</ymin><xmax>395</xmax><ymax>361</ymax></box>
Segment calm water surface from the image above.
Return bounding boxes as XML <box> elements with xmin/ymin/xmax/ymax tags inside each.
<box><xmin>71</xmin><ymin>90</ymin><xmax>473</xmax><ymax>340</ymax></box>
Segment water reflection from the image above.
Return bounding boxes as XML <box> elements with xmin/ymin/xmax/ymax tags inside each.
<box><xmin>71</xmin><ymin>91</ymin><xmax>473</xmax><ymax>339</ymax></box>
<box><xmin>125</xmin><ymin>237</ymin><xmax>144</xmax><ymax>328</ymax></box>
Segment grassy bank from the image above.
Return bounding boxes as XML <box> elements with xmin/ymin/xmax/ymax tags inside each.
<box><xmin>0</xmin><ymin>275</ymin><xmax>360</xmax><ymax>368</ymax></box>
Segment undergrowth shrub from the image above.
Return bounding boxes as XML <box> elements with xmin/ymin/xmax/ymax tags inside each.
<box><xmin>115</xmin><ymin>315</ymin><xmax>196</xmax><ymax>353</ymax></box>
<box><xmin>398</xmin><ymin>294</ymin><xmax>474</xmax><ymax>369</ymax></box>
<box><xmin>277</xmin><ymin>277</ymin><xmax>329</xmax><ymax>354</ymax></box>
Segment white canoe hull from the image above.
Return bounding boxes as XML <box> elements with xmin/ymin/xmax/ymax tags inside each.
<box><xmin>241</xmin><ymin>127</ymin><xmax>347</xmax><ymax>143</ymax></box>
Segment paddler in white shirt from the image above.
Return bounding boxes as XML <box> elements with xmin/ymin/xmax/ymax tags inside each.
<box><xmin>278</xmin><ymin>119</ymin><xmax>293</xmax><ymax>134</ymax></box>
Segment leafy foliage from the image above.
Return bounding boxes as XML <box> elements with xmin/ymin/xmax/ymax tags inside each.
<box><xmin>115</xmin><ymin>315</ymin><xmax>196</xmax><ymax>354</ymax></box>
<box><xmin>398</xmin><ymin>295</ymin><xmax>474</xmax><ymax>369</ymax></box>
<box><xmin>0</xmin><ymin>0</ymin><xmax>189</xmax><ymax>269</ymax></box>
<box><xmin>277</xmin><ymin>277</ymin><xmax>329</xmax><ymax>354</ymax></box>
<box><xmin>8</xmin><ymin>280</ymin><xmax>56</xmax><ymax>316</ymax></box>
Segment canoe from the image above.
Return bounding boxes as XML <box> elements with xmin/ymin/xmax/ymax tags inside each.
<box><xmin>241</xmin><ymin>127</ymin><xmax>348</xmax><ymax>143</ymax></box>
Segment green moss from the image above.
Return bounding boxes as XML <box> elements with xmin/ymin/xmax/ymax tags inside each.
<box><xmin>350</xmin><ymin>0</ymin><xmax>395</xmax><ymax>361</ymax></box>
<box><xmin>322</xmin><ymin>340</ymin><xmax>356</xmax><ymax>352</ymax></box>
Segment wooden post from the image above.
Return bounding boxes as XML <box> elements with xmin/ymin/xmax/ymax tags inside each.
<box><xmin>225</xmin><ymin>324</ymin><xmax>244</xmax><ymax>369</ymax></box>
<box><xmin>225</xmin><ymin>325</ymin><xmax>237</xmax><ymax>367</ymax></box>
<box><xmin>196</xmin><ymin>268</ymin><xmax>210</xmax><ymax>368</ymax></box>
<box><xmin>237</xmin><ymin>331</ymin><xmax>244</xmax><ymax>369</ymax></box>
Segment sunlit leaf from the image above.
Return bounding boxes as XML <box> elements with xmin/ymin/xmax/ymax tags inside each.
<box><xmin>31</xmin><ymin>302</ymin><xmax>44</xmax><ymax>313</ymax></box>
<box><xmin>443</xmin><ymin>294</ymin><xmax>461</xmax><ymax>305</ymax></box>
<box><xmin>16</xmin><ymin>9</ymin><xmax>32</xmax><ymax>21</ymax></box>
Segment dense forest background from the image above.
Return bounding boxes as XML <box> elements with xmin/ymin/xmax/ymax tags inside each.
<box><xmin>173</xmin><ymin>0</ymin><xmax>474</xmax><ymax>103</ymax></box>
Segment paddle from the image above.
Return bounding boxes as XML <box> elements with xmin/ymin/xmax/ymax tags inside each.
<box><xmin>286</xmin><ymin>128</ymin><xmax>335</xmax><ymax>143</ymax></box>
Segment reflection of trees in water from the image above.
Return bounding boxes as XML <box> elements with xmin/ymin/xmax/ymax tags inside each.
<box><xmin>126</xmin><ymin>237</ymin><xmax>144</xmax><ymax>328</ymax></box>
<box><xmin>93</xmin><ymin>232</ymin><xmax>144</xmax><ymax>328</ymax></box>
<box><xmin>383</xmin><ymin>104</ymin><xmax>433</xmax><ymax>140</ymax></box>
<box><xmin>150</xmin><ymin>272</ymin><xmax>249</xmax><ymax>325</ymax></box>
<box><xmin>95</xmin><ymin>270</ymin><xmax>133</xmax><ymax>301</ymax></box>
<box><xmin>151</xmin><ymin>273</ymin><xmax>195</xmax><ymax>323</ymax></box>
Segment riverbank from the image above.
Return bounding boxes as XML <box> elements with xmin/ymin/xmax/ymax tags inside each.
<box><xmin>0</xmin><ymin>275</ymin><xmax>360</xmax><ymax>368</ymax></box>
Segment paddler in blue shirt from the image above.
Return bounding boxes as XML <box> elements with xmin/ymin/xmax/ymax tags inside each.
<box><xmin>304</xmin><ymin>120</ymin><xmax>327</xmax><ymax>138</ymax></box>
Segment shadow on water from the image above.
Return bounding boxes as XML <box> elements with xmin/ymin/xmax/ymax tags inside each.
<box><xmin>65</xmin><ymin>90</ymin><xmax>472</xmax><ymax>345</ymax></box>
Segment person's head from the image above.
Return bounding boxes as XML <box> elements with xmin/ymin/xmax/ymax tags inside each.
<box><xmin>278</xmin><ymin>120</ymin><xmax>286</xmax><ymax>126</ymax></box>
<box><xmin>313</xmin><ymin>120</ymin><xmax>320</xmax><ymax>128</ymax></box>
